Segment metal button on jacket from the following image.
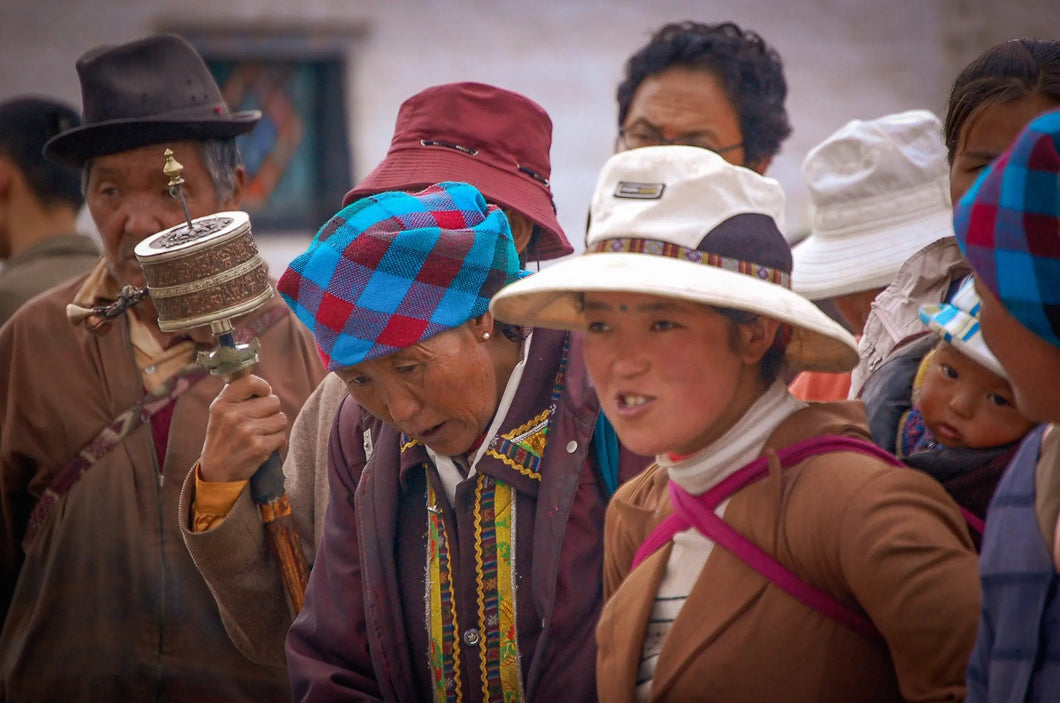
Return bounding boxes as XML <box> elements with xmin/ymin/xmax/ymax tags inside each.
<box><xmin>566</xmin><ymin>440</ymin><xmax>578</xmax><ymax>453</ymax></box>
<box><xmin>463</xmin><ymin>628</ymin><xmax>481</xmax><ymax>647</ymax></box>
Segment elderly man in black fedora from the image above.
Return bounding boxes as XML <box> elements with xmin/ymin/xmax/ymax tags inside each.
<box><xmin>0</xmin><ymin>34</ymin><xmax>324</xmax><ymax>701</ymax></box>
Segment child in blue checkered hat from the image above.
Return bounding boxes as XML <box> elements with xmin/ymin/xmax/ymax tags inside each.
<box><xmin>954</xmin><ymin>107</ymin><xmax>1060</xmax><ymax>703</ymax></box>
<box><xmin>899</xmin><ymin>275</ymin><xmax>1035</xmax><ymax>457</ymax></box>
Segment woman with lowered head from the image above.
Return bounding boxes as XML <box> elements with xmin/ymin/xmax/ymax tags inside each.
<box><xmin>278</xmin><ymin>181</ymin><xmax>646</xmax><ymax>701</ymax></box>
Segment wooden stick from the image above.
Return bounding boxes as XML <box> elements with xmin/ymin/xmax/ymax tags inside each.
<box><xmin>250</xmin><ymin>451</ymin><xmax>309</xmax><ymax>615</ymax></box>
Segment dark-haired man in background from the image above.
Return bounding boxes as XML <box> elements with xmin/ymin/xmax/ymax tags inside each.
<box><xmin>615</xmin><ymin>20</ymin><xmax>791</xmax><ymax>174</ymax></box>
<box><xmin>0</xmin><ymin>96</ymin><xmax>99</xmax><ymax>325</ymax></box>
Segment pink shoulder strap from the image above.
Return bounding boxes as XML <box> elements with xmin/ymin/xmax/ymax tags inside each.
<box><xmin>632</xmin><ymin>434</ymin><xmax>894</xmax><ymax>569</ymax></box>
<box><xmin>631</xmin><ymin>434</ymin><xmax>898</xmax><ymax>639</ymax></box>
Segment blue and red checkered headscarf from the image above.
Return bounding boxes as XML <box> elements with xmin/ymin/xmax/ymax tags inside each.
<box><xmin>278</xmin><ymin>182</ymin><xmax>528</xmax><ymax>370</ymax></box>
<box><xmin>954</xmin><ymin>108</ymin><xmax>1060</xmax><ymax>349</ymax></box>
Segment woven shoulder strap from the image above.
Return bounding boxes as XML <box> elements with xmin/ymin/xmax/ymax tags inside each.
<box><xmin>21</xmin><ymin>304</ymin><xmax>290</xmax><ymax>551</ymax></box>
<box><xmin>631</xmin><ymin>434</ymin><xmax>898</xmax><ymax>640</ymax></box>
<box><xmin>21</xmin><ymin>364</ymin><xmax>209</xmax><ymax>551</ymax></box>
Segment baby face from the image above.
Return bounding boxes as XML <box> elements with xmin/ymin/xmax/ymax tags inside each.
<box><xmin>918</xmin><ymin>342</ymin><xmax>1037</xmax><ymax>450</ymax></box>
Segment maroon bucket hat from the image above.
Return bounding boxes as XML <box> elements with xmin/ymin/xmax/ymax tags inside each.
<box><xmin>44</xmin><ymin>34</ymin><xmax>260</xmax><ymax>168</ymax></box>
<box><xmin>345</xmin><ymin>82</ymin><xmax>573</xmax><ymax>261</ymax></box>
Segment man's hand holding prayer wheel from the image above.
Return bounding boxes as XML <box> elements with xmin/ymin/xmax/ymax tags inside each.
<box><xmin>199</xmin><ymin>374</ymin><xmax>288</xmax><ymax>483</ymax></box>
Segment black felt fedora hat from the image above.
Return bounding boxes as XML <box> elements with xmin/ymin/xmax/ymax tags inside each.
<box><xmin>44</xmin><ymin>34</ymin><xmax>260</xmax><ymax>168</ymax></box>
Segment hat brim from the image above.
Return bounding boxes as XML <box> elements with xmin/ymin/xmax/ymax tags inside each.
<box><xmin>346</xmin><ymin>146</ymin><xmax>573</xmax><ymax>261</ymax></box>
<box><xmin>43</xmin><ymin>111</ymin><xmax>261</xmax><ymax>168</ymax></box>
<box><xmin>919</xmin><ymin>302</ymin><xmax>1008</xmax><ymax>379</ymax></box>
<box><xmin>792</xmin><ymin>207</ymin><xmax>954</xmax><ymax>300</ymax></box>
<box><xmin>491</xmin><ymin>252</ymin><xmax>860</xmax><ymax>373</ymax></box>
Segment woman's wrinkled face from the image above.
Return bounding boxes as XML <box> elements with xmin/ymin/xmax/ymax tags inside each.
<box><xmin>950</xmin><ymin>93</ymin><xmax>1060</xmax><ymax>204</ymax></box>
<box><xmin>581</xmin><ymin>291</ymin><xmax>766</xmax><ymax>457</ymax></box>
<box><xmin>918</xmin><ymin>342</ymin><xmax>1036</xmax><ymax>449</ymax></box>
<box><xmin>336</xmin><ymin>324</ymin><xmax>499</xmax><ymax>456</ymax></box>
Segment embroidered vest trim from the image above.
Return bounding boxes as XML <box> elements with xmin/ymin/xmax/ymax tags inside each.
<box><xmin>427</xmin><ymin>478</ymin><xmax>464</xmax><ymax>702</ymax></box>
<box><xmin>423</xmin><ymin>337</ymin><xmax>569</xmax><ymax>702</ymax></box>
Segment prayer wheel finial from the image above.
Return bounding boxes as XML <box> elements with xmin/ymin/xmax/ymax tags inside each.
<box><xmin>163</xmin><ymin>147</ymin><xmax>194</xmax><ymax>228</ymax></box>
<box><xmin>163</xmin><ymin>148</ymin><xmax>184</xmax><ymax>187</ymax></box>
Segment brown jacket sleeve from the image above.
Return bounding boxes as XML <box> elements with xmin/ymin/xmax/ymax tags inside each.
<box><xmin>178</xmin><ymin>329</ymin><xmax>332</xmax><ymax>667</ymax></box>
<box><xmin>178</xmin><ymin>372</ymin><xmax>343</xmax><ymax>666</ymax></box>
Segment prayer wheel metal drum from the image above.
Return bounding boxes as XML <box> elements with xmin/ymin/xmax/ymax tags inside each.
<box><xmin>134</xmin><ymin>211</ymin><xmax>272</xmax><ymax>332</ymax></box>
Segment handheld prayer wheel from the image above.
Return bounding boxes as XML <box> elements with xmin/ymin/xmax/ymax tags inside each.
<box><xmin>135</xmin><ymin>209</ymin><xmax>273</xmax><ymax>379</ymax></box>
<box><xmin>134</xmin><ymin>209</ymin><xmax>272</xmax><ymax>334</ymax></box>
<box><xmin>133</xmin><ymin>148</ymin><xmax>310</xmax><ymax>616</ymax></box>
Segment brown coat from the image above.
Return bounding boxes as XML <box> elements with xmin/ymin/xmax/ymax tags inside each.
<box><xmin>178</xmin><ymin>371</ymin><xmax>346</xmax><ymax>666</ymax></box>
<box><xmin>0</xmin><ymin>274</ymin><xmax>325</xmax><ymax>702</ymax></box>
<box><xmin>597</xmin><ymin>402</ymin><xmax>979</xmax><ymax>703</ymax></box>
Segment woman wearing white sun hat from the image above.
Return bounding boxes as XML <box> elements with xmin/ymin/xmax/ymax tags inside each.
<box><xmin>491</xmin><ymin>145</ymin><xmax>979</xmax><ymax>702</ymax></box>
<box><xmin>789</xmin><ymin>109</ymin><xmax>957</xmax><ymax>402</ymax></box>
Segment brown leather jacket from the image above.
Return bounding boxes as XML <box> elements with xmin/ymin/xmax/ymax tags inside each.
<box><xmin>598</xmin><ymin>402</ymin><xmax>979</xmax><ymax>703</ymax></box>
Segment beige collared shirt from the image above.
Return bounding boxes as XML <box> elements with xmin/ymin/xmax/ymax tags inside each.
<box><xmin>69</xmin><ymin>260</ymin><xmax>197</xmax><ymax>393</ymax></box>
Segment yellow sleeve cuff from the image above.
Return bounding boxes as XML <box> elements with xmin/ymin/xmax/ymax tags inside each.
<box><xmin>191</xmin><ymin>462</ymin><xmax>249</xmax><ymax>533</ymax></box>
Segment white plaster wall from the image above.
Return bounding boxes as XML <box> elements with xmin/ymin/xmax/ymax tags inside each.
<box><xmin>2</xmin><ymin>0</ymin><xmax>1057</xmax><ymax>272</ymax></box>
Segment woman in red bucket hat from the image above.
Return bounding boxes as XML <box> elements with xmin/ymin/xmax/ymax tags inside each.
<box><xmin>347</xmin><ymin>81</ymin><xmax>572</xmax><ymax>263</ymax></box>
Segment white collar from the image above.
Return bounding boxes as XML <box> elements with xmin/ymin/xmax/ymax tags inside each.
<box><xmin>659</xmin><ymin>380</ymin><xmax>805</xmax><ymax>496</ymax></box>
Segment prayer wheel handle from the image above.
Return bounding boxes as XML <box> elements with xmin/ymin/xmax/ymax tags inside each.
<box><xmin>199</xmin><ymin>318</ymin><xmax>309</xmax><ymax>615</ymax></box>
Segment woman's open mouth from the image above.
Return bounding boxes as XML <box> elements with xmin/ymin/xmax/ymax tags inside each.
<box><xmin>614</xmin><ymin>392</ymin><xmax>655</xmax><ymax>417</ymax></box>
<box><xmin>417</xmin><ymin>421</ymin><xmax>446</xmax><ymax>443</ymax></box>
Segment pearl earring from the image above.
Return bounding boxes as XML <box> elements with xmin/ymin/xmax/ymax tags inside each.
<box><xmin>482</xmin><ymin>332</ymin><xmax>491</xmax><ymax>341</ymax></box>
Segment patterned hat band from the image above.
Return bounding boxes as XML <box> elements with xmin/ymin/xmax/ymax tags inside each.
<box><xmin>588</xmin><ymin>237</ymin><xmax>792</xmax><ymax>289</ymax></box>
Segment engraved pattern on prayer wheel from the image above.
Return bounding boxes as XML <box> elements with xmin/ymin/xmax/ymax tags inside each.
<box><xmin>134</xmin><ymin>211</ymin><xmax>273</xmax><ymax>332</ymax></box>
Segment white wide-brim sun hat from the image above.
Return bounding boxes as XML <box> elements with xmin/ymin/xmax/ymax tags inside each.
<box><xmin>792</xmin><ymin>109</ymin><xmax>954</xmax><ymax>301</ymax></box>
<box><xmin>491</xmin><ymin>145</ymin><xmax>859</xmax><ymax>374</ymax></box>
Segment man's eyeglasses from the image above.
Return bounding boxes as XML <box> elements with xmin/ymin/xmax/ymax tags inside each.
<box><xmin>617</xmin><ymin>124</ymin><xmax>743</xmax><ymax>155</ymax></box>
